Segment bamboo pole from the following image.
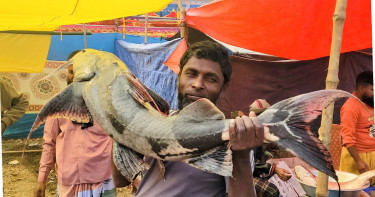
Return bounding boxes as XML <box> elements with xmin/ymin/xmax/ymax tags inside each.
<box><xmin>3</xmin><ymin>150</ymin><xmax>42</xmax><ymax>154</ymax></box>
<box><xmin>316</xmin><ymin>0</ymin><xmax>347</xmax><ymax>196</ymax></box>
<box><xmin>0</xmin><ymin>31</ymin><xmax>92</xmax><ymax>35</ymax></box>
<box><xmin>144</xmin><ymin>14</ymin><xmax>148</xmax><ymax>44</ymax></box>
<box><xmin>83</xmin><ymin>24</ymin><xmax>88</xmax><ymax>49</ymax></box>
<box><xmin>178</xmin><ymin>0</ymin><xmax>187</xmax><ymax>40</ymax></box>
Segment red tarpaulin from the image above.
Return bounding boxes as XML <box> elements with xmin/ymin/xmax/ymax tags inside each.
<box><xmin>186</xmin><ymin>0</ymin><xmax>371</xmax><ymax>60</ymax></box>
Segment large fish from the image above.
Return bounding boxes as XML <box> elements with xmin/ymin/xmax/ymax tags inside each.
<box><xmin>28</xmin><ymin>49</ymin><xmax>356</xmax><ymax>181</ymax></box>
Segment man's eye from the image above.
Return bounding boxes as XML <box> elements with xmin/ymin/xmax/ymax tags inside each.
<box><xmin>185</xmin><ymin>71</ymin><xmax>196</xmax><ymax>76</ymax></box>
<box><xmin>206</xmin><ymin>77</ymin><xmax>217</xmax><ymax>83</ymax></box>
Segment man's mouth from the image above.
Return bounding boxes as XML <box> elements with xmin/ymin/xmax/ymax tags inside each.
<box><xmin>187</xmin><ymin>94</ymin><xmax>205</xmax><ymax>101</ymax></box>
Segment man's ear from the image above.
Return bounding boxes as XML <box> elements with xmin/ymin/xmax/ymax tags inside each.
<box><xmin>358</xmin><ymin>85</ymin><xmax>365</xmax><ymax>92</ymax></box>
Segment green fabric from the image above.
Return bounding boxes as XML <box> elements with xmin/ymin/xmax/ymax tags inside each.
<box><xmin>101</xmin><ymin>188</ymin><xmax>117</xmax><ymax>197</ymax></box>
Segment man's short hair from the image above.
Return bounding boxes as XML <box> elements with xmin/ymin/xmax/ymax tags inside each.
<box><xmin>179</xmin><ymin>41</ymin><xmax>232</xmax><ymax>86</ymax></box>
<box><xmin>356</xmin><ymin>71</ymin><xmax>373</xmax><ymax>88</ymax></box>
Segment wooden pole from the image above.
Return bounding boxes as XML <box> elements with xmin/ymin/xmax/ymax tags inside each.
<box><xmin>144</xmin><ymin>14</ymin><xmax>148</xmax><ymax>44</ymax></box>
<box><xmin>83</xmin><ymin>24</ymin><xmax>88</xmax><ymax>49</ymax></box>
<box><xmin>316</xmin><ymin>0</ymin><xmax>347</xmax><ymax>196</ymax></box>
<box><xmin>3</xmin><ymin>150</ymin><xmax>42</xmax><ymax>154</ymax></box>
<box><xmin>178</xmin><ymin>0</ymin><xmax>187</xmax><ymax>40</ymax></box>
<box><xmin>0</xmin><ymin>31</ymin><xmax>92</xmax><ymax>35</ymax></box>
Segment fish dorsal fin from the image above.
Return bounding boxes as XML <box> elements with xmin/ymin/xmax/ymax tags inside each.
<box><xmin>29</xmin><ymin>83</ymin><xmax>90</xmax><ymax>135</ymax></box>
<box><xmin>177</xmin><ymin>98</ymin><xmax>225</xmax><ymax>120</ymax></box>
<box><xmin>125</xmin><ymin>72</ymin><xmax>169</xmax><ymax>115</ymax></box>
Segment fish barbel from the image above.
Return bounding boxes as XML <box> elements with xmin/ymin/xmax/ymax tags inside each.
<box><xmin>28</xmin><ymin>49</ymin><xmax>354</xmax><ymax>181</ymax></box>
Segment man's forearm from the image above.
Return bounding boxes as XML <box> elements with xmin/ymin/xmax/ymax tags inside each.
<box><xmin>228</xmin><ymin>150</ymin><xmax>256</xmax><ymax>197</ymax></box>
<box><xmin>347</xmin><ymin>145</ymin><xmax>361</xmax><ymax>162</ymax></box>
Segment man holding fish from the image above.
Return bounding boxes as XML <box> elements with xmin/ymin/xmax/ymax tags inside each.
<box><xmin>29</xmin><ymin>39</ymin><xmax>354</xmax><ymax>196</ymax></box>
<box><xmin>113</xmin><ymin>41</ymin><xmax>264</xmax><ymax>197</ymax></box>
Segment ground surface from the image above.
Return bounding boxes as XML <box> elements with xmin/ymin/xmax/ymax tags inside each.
<box><xmin>2</xmin><ymin>138</ymin><xmax>133</xmax><ymax>197</ymax></box>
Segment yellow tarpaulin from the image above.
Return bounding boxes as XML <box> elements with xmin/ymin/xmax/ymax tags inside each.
<box><xmin>0</xmin><ymin>0</ymin><xmax>173</xmax><ymax>72</ymax></box>
<box><xmin>0</xmin><ymin>33</ymin><xmax>51</xmax><ymax>73</ymax></box>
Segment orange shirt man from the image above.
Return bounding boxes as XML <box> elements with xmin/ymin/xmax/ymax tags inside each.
<box><xmin>340</xmin><ymin>71</ymin><xmax>375</xmax><ymax>185</ymax></box>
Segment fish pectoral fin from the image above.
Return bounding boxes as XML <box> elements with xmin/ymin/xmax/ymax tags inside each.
<box><xmin>125</xmin><ymin>72</ymin><xmax>168</xmax><ymax>115</ymax></box>
<box><xmin>183</xmin><ymin>143</ymin><xmax>232</xmax><ymax>177</ymax></box>
<box><xmin>177</xmin><ymin>98</ymin><xmax>225</xmax><ymax>120</ymax></box>
<box><xmin>30</xmin><ymin>83</ymin><xmax>89</xmax><ymax>134</ymax></box>
<box><xmin>141</xmin><ymin>83</ymin><xmax>170</xmax><ymax>115</ymax></box>
<box><xmin>113</xmin><ymin>142</ymin><xmax>149</xmax><ymax>182</ymax></box>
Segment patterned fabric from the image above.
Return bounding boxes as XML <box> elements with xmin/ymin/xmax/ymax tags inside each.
<box><xmin>0</xmin><ymin>63</ymin><xmax>67</xmax><ymax>114</ymax></box>
<box><xmin>57</xmin><ymin>177</ymin><xmax>117</xmax><ymax>197</ymax></box>
<box><xmin>254</xmin><ymin>177</ymin><xmax>280</xmax><ymax>197</ymax></box>
<box><xmin>330</xmin><ymin>124</ymin><xmax>343</xmax><ymax>170</ymax></box>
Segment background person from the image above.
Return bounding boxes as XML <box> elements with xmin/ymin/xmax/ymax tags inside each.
<box><xmin>340</xmin><ymin>71</ymin><xmax>375</xmax><ymax>185</ymax></box>
<box><xmin>250</xmin><ymin>99</ymin><xmax>292</xmax><ymax>197</ymax></box>
<box><xmin>1</xmin><ymin>80</ymin><xmax>29</xmax><ymax>135</ymax></box>
<box><xmin>34</xmin><ymin>51</ymin><xmax>116</xmax><ymax>197</ymax></box>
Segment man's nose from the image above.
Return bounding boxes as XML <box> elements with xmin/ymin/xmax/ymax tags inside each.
<box><xmin>192</xmin><ymin>76</ymin><xmax>204</xmax><ymax>89</ymax></box>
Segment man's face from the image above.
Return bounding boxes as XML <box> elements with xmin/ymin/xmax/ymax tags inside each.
<box><xmin>177</xmin><ymin>57</ymin><xmax>225</xmax><ymax>109</ymax></box>
<box><xmin>361</xmin><ymin>85</ymin><xmax>374</xmax><ymax>107</ymax></box>
<box><xmin>66</xmin><ymin>65</ymin><xmax>74</xmax><ymax>85</ymax></box>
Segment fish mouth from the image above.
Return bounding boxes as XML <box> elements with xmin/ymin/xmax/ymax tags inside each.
<box><xmin>75</xmin><ymin>72</ymin><xmax>96</xmax><ymax>82</ymax></box>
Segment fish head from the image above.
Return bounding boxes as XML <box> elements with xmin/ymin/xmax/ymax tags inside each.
<box><xmin>70</xmin><ymin>49</ymin><xmax>129</xmax><ymax>84</ymax></box>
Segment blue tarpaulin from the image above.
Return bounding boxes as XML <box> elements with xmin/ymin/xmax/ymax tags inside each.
<box><xmin>47</xmin><ymin>33</ymin><xmax>165</xmax><ymax>61</ymax></box>
<box><xmin>114</xmin><ymin>38</ymin><xmax>181</xmax><ymax>109</ymax></box>
<box><xmin>3</xmin><ymin>114</ymin><xmax>44</xmax><ymax>139</ymax></box>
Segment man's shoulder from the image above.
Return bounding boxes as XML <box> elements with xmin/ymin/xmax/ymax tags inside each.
<box><xmin>342</xmin><ymin>97</ymin><xmax>361</xmax><ymax>109</ymax></box>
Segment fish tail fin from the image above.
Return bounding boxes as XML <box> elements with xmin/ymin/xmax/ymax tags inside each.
<box><xmin>259</xmin><ymin>90</ymin><xmax>354</xmax><ymax>181</ymax></box>
<box><xmin>113</xmin><ymin>142</ymin><xmax>149</xmax><ymax>182</ymax></box>
<box><xmin>184</xmin><ymin>142</ymin><xmax>232</xmax><ymax>177</ymax></box>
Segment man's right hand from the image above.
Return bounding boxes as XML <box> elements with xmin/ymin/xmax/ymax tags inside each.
<box><xmin>347</xmin><ymin>146</ymin><xmax>369</xmax><ymax>174</ymax></box>
<box><xmin>356</xmin><ymin>159</ymin><xmax>369</xmax><ymax>173</ymax></box>
<box><xmin>34</xmin><ymin>182</ymin><xmax>46</xmax><ymax>197</ymax></box>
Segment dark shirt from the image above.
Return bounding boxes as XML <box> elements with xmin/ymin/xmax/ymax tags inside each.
<box><xmin>134</xmin><ymin>157</ymin><xmax>227</xmax><ymax>197</ymax></box>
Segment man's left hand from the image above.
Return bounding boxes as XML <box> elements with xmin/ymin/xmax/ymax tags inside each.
<box><xmin>229</xmin><ymin>112</ymin><xmax>264</xmax><ymax>151</ymax></box>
